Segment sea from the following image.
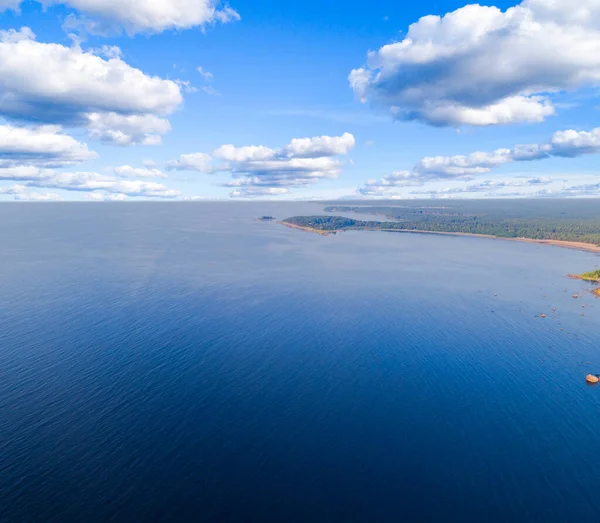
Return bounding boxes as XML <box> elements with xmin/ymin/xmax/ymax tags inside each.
<box><xmin>1</xmin><ymin>202</ymin><xmax>600</xmax><ymax>522</ymax></box>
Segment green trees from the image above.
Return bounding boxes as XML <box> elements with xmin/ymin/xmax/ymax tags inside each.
<box><xmin>315</xmin><ymin>204</ymin><xmax>600</xmax><ymax>245</ymax></box>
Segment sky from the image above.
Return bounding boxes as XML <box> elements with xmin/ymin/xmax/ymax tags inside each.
<box><xmin>1</xmin><ymin>0</ymin><xmax>600</xmax><ymax>201</ymax></box>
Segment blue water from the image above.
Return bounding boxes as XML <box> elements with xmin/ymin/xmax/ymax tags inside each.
<box><xmin>2</xmin><ymin>202</ymin><xmax>600</xmax><ymax>522</ymax></box>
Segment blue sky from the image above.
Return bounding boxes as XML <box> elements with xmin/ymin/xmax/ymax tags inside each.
<box><xmin>1</xmin><ymin>0</ymin><xmax>600</xmax><ymax>200</ymax></box>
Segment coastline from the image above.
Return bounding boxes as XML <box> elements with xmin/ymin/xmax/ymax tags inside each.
<box><xmin>280</xmin><ymin>222</ymin><xmax>333</xmax><ymax>236</ymax></box>
<box><xmin>281</xmin><ymin>221</ymin><xmax>600</xmax><ymax>254</ymax></box>
<box><xmin>568</xmin><ymin>273</ymin><xmax>600</xmax><ymax>297</ymax></box>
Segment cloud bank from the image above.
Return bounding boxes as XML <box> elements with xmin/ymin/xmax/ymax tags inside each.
<box><xmin>0</xmin><ymin>166</ymin><xmax>180</xmax><ymax>199</ymax></box>
<box><xmin>415</xmin><ymin>127</ymin><xmax>600</xmax><ymax>178</ymax></box>
<box><xmin>168</xmin><ymin>133</ymin><xmax>356</xmax><ymax>197</ymax></box>
<box><xmin>359</xmin><ymin>125</ymin><xmax>600</xmax><ymax>196</ymax></box>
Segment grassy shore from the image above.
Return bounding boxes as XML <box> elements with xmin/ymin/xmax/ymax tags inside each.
<box><xmin>568</xmin><ymin>271</ymin><xmax>600</xmax><ymax>298</ymax></box>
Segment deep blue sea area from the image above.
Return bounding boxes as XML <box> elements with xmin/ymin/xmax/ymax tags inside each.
<box><xmin>2</xmin><ymin>202</ymin><xmax>600</xmax><ymax>522</ymax></box>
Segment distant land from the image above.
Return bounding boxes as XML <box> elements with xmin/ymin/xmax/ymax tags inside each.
<box><xmin>281</xmin><ymin>200</ymin><xmax>600</xmax><ymax>242</ymax></box>
<box><xmin>280</xmin><ymin>200</ymin><xmax>600</xmax><ymax>254</ymax></box>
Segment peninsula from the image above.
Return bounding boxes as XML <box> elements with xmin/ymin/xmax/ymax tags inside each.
<box><xmin>281</xmin><ymin>200</ymin><xmax>600</xmax><ymax>253</ymax></box>
<box><xmin>281</xmin><ymin>214</ymin><xmax>600</xmax><ymax>254</ymax></box>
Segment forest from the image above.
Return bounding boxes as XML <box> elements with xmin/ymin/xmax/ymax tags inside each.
<box><xmin>283</xmin><ymin>200</ymin><xmax>600</xmax><ymax>244</ymax></box>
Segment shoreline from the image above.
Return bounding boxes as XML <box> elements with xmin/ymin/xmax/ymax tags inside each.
<box><xmin>569</xmin><ymin>273</ymin><xmax>600</xmax><ymax>298</ymax></box>
<box><xmin>280</xmin><ymin>222</ymin><xmax>333</xmax><ymax>236</ymax></box>
<box><xmin>280</xmin><ymin>221</ymin><xmax>600</xmax><ymax>254</ymax></box>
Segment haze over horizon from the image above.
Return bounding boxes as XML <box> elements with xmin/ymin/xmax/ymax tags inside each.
<box><xmin>2</xmin><ymin>0</ymin><xmax>600</xmax><ymax>201</ymax></box>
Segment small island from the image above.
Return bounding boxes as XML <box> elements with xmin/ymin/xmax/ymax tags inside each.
<box><xmin>257</xmin><ymin>216</ymin><xmax>276</xmax><ymax>221</ymax></box>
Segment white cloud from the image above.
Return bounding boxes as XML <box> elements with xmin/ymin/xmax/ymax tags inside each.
<box><xmin>0</xmin><ymin>123</ymin><xmax>97</xmax><ymax>166</ymax></box>
<box><xmin>85</xmin><ymin>192</ymin><xmax>128</xmax><ymax>201</ymax></box>
<box><xmin>412</xmin><ymin>177</ymin><xmax>553</xmax><ymax>195</ymax></box>
<box><xmin>358</xmin><ymin>171</ymin><xmax>423</xmax><ymax>196</ymax></box>
<box><xmin>548</xmin><ymin>183</ymin><xmax>600</xmax><ymax>197</ymax></box>
<box><xmin>197</xmin><ymin>66</ymin><xmax>214</xmax><ymax>80</ymax></box>
<box><xmin>0</xmin><ymin>28</ymin><xmax>181</xmax><ymax>144</ymax></box>
<box><xmin>34</xmin><ymin>172</ymin><xmax>180</xmax><ymax>198</ymax></box>
<box><xmin>167</xmin><ymin>152</ymin><xmax>214</xmax><ymax>173</ymax></box>
<box><xmin>0</xmin><ymin>167</ymin><xmax>180</xmax><ymax>198</ymax></box>
<box><xmin>0</xmin><ymin>184</ymin><xmax>62</xmax><ymax>200</ymax></box>
<box><xmin>14</xmin><ymin>191</ymin><xmax>62</xmax><ymax>201</ymax></box>
<box><xmin>549</xmin><ymin>128</ymin><xmax>600</xmax><ymax>156</ymax></box>
<box><xmin>182</xmin><ymin>195</ymin><xmax>209</xmax><ymax>201</ymax></box>
<box><xmin>284</xmin><ymin>132</ymin><xmax>355</xmax><ymax>158</ymax></box>
<box><xmin>0</xmin><ymin>165</ymin><xmax>50</xmax><ymax>181</ymax></box>
<box><xmin>86</xmin><ymin>113</ymin><xmax>172</xmax><ymax>146</ymax></box>
<box><xmin>176</xmin><ymin>80</ymin><xmax>198</xmax><ymax>94</ymax></box>
<box><xmin>114</xmin><ymin>165</ymin><xmax>166</xmax><ymax>178</ymax></box>
<box><xmin>30</xmin><ymin>0</ymin><xmax>240</xmax><ymax>36</ymax></box>
<box><xmin>214</xmin><ymin>144</ymin><xmax>275</xmax><ymax>162</ymax></box>
<box><xmin>414</xmin><ymin>126</ymin><xmax>600</xmax><ymax>178</ymax></box>
<box><xmin>351</xmin><ymin>0</ymin><xmax>600</xmax><ymax>126</ymax></box>
<box><xmin>168</xmin><ymin>133</ymin><xmax>356</xmax><ymax>197</ymax></box>
<box><xmin>358</xmin><ymin>124</ymin><xmax>600</xmax><ymax>196</ymax></box>
<box><xmin>230</xmin><ymin>187</ymin><xmax>289</xmax><ymax>198</ymax></box>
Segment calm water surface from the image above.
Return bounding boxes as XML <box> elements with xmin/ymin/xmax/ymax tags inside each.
<box><xmin>1</xmin><ymin>202</ymin><xmax>600</xmax><ymax>522</ymax></box>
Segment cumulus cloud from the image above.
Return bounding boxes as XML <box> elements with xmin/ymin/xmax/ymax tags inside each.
<box><xmin>358</xmin><ymin>171</ymin><xmax>422</xmax><ymax>197</ymax></box>
<box><xmin>229</xmin><ymin>187</ymin><xmax>289</xmax><ymax>198</ymax></box>
<box><xmin>357</xmin><ymin>124</ymin><xmax>600</xmax><ymax>196</ymax></box>
<box><xmin>0</xmin><ymin>184</ymin><xmax>62</xmax><ymax>201</ymax></box>
<box><xmin>548</xmin><ymin>183</ymin><xmax>600</xmax><ymax>197</ymax></box>
<box><xmin>14</xmin><ymin>191</ymin><xmax>62</xmax><ymax>201</ymax></box>
<box><xmin>414</xmin><ymin>126</ymin><xmax>600</xmax><ymax>178</ymax></box>
<box><xmin>114</xmin><ymin>165</ymin><xmax>166</xmax><ymax>178</ymax></box>
<box><xmin>0</xmin><ymin>28</ymin><xmax>181</xmax><ymax>144</ymax></box>
<box><xmin>167</xmin><ymin>152</ymin><xmax>214</xmax><ymax>173</ymax></box>
<box><xmin>549</xmin><ymin>128</ymin><xmax>600</xmax><ymax>157</ymax></box>
<box><xmin>13</xmin><ymin>1</ymin><xmax>240</xmax><ymax>36</ymax></box>
<box><xmin>32</xmin><ymin>172</ymin><xmax>180</xmax><ymax>198</ymax></box>
<box><xmin>0</xmin><ymin>166</ymin><xmax>180</xmax><ymax>198</ymax></box>
<box><xmin>85</xmin><ymin>192</ymin><xmax>128</xmax><ymax>201</ymax></box>
<box><xmin>283</xmin><ymin>133</ymin><xmax>356</xmax><ymax>158</ymax></box>
<box><xmin>168</xmin><ymin>133</ymin><xmax>356</xmax><ymax>197</ymax></box>
<box><xmin>0</xmin><ymin>123</ymin><xmax>97</xmax><ymax>167</ymax></box>
<box><xmin>86</xmin><ymin>113</ymin><xmax>172</xmax><ymax>146</ymax></box>
<box><xmin>350</xmin><ymin>0</ymin><xmax>600</xmax><ymax>126</ymax></box>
